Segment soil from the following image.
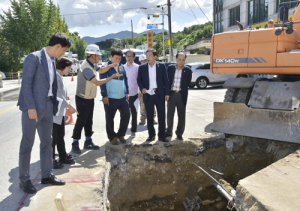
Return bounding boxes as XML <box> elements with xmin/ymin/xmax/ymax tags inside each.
<box><xmin>103</xmin><ymin>134</ymin><xmax>300</xmax><ymax>211</ymax></box>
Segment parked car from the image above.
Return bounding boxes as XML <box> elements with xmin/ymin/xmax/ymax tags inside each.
<box><xmin>186</xmin><ymin>62</ymin><xmax>237</xmax><ymax>89</ymax></box>
<box><xmin>69</xmin><ymin>59</ymin><xmax>79</xmax><ymax>75</ymax></box>
<box><xmin>0</xmin><ymin>71</ymin><xmax>6</xmax><ymax>80</ymax></box>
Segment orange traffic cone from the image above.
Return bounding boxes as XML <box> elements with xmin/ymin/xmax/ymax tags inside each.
<box><xmin>65</xmin><ymin>96</ymin><xmax>75</xmax><ymax>125</ymax></box>
<box><xmin>71</xmin><ymin>74</ymin><xmax>74</xmax><ymax>82</ymax></box>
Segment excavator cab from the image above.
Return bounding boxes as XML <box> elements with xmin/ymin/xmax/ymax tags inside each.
<box><xmin>210</xmin><ymin>2</ymin><xmax>300</xmax><ymax>143</ymax></box>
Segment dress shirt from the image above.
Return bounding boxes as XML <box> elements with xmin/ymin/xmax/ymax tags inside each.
<box><xmin>171</xmin><ymin>67</ymin><xmax>183</xmax><ymax>91</ymax></box>
<box><xmin>44</xmin><ymin>48</ymin><xmax>55</xmax><ymax>97</ymax></box>
<box><xmin>124</xmin><ymin>62</ymin><xmax>139</xmax><ymax>96</ymax></box>
<box><xmin>148</xmin><ymin>62</ymin><xmax>157</xmax><ymax>90</ymax></box>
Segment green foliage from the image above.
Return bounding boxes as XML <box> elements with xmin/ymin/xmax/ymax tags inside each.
<box><xmin>0</xmin><ymin>0</ymin><xmax>85</xmax><ymax>72</ymax></box>
<box><xmin>109</xmin><ymin>22</ymin><xmax>213</xmax><ymax>57</ymax></box>
<box><xmin>69</xmin><ymin>33</ymin><xmax>87</xmax><ymax>60</ymax></box>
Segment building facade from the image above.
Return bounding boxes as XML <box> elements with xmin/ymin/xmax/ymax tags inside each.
<box><xmin>214</xmin><ymin>0</ymin><xmax>298</xmax><ymax>34</ymax></box>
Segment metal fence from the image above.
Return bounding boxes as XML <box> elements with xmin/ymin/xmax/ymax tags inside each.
<box><xmin>2</xmin><ymin>72</ymin><xmax>22</xmax><ymax>80</ymax></box>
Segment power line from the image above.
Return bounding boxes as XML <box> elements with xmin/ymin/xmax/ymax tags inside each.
<box><xmin>194</xmin><ymin>0</ymin><xmax>210</xmax><ymax>22</ymax></box>
<box><xmin>185</xmin><ymin>0</ymin><xmax>201</xmax><ymax>25</ymax></box>
<box><xmin>176</xmin><ymin>9</ymin><xmax>195</xmax><ymax>18</ymax></box>
<box><xmin>63</xmin><ymin>6</ymin><xmax>154</xmax><ymax>16</ymax></box>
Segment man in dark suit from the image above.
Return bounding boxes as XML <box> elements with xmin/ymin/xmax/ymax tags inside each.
<box><xmin>166</xmin><ymin>53</ymin><xmax>192</xmax><ymax>140</ymax></box>
<box><xmin>17</xmin><ymin>33</ymin><xmax>71</xmax><ymax>194</ymax></box>
<box><xmin>137</xmin><ymin>49</ymin><xmax>169</xmax><ymax>142</ymax></box>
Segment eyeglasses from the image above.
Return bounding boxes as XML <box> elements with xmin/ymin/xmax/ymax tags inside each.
<box><xmin>126</xmin><ymin>56</ymin><xmax>134</xmax><ymax>58</ymax></box>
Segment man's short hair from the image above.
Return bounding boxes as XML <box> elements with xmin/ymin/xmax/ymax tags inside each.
<box><xmin>125</xmin><ymin>50</ymin><xmax>136</xmax><ymax>57</ymax></box>
<box><xmin>56</xmin><ymin>57</ymin><xmax>72</xmax><ymax>70</ymax></box>
<box><xmin>48</xmin><ymin>32</ymin><xmax>71</xmax><ymax>48</ymax></box>
<box><xmin>146</xmin><ymin>49</ymin><xmax>158</xmax><ymax>57</ymax></box>
<box><xmin>176</xmin><ymin>52</ymin><xmax>187</xmax><ymax>59</ymax></box>
<box><xmin>111</xmin><ymin>48</ymin><xmax>123</xmax><ymax>57</ymax></box>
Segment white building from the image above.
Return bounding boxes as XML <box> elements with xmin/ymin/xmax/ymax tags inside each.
<box><xmin>214</xmin><ymin>0</ymin><xmax>298</xmax><ymax>33</ymax></box>
<box><xmin>136</xmin><ymin>42</ymin><xmax>156</xmax><ymax>51</ymax></box>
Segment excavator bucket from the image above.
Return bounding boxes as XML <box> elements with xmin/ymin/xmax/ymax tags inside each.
<box><xmin>211</xmin><ymin>102</ymin><xmax>300</xmax><ymax>144</ymax></box>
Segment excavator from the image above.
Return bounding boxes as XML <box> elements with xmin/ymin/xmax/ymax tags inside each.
<box><xmin>210</xmin><ymin>2</ymin><xmax>300</xmax><ymax>144</ymax></box>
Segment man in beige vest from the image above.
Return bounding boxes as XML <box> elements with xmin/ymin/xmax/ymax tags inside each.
<box><xmin>71</xmin><ymin>44</ymin><xmax>121</xmax><ymax>154</ymax></box>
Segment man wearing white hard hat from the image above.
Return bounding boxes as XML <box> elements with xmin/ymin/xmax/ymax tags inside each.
<box><xmin>71</xmin><ymin>44</ymin><xmax>121</xmax><ymax>154</ymax></box>
<box><xmin>138</xmin><ymin>54</ymin><xmax>157</xmax><ymax>125</ymax></box>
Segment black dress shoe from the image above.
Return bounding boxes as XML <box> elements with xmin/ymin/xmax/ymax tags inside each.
<box><xmin>146</xmin><ymin>136</ymin><xmax>155</xmax><ymax>142</ymax></box>
<box><xmin>158</xmin><ymin>137</ymin><xmax>169</xmax><ymax>142</ymax></box>
<box><xmin>41</xmin><ymin>174</ymin><xmax>65</xmax><ymax>185</ymax></box>
<box><xmin>165</xmin><ymin>132</ymin><xmax>172</xmax><ymax>137</ymax></box>
<box><xmin>177</xmin><ymin>135</ymin><xmax>183</xmax><ymax>140</ymax></box>
<box><xmin>84</xmin><ymin>139</ymin><xmax>100</xmax><ymax>150</ymax></box>
<box><xmin>19</xmin><ymin>180</ymin><xmax>37</xmax><ymax>194</ymax></box>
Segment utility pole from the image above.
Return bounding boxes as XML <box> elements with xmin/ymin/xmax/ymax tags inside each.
<box><xmin>131</xmin><ymin>20</ymin><xmax>134</xmax><ymax>48</ymax></box>
<box><xmin>167</xmin><ymin>0</ymin><xmax>173</xmax><ymax>62</ymax></box>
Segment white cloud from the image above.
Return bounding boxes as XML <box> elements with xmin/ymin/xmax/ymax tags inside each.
<box><xmin>136</xmin><ymin>17</ymin><xmax>151</xmax><ymax>33</ymax></box>
<box><xmin>0</xmin><ymin>0</ymin><xmax>12</xmax><ymax>15</ymax></box>
<box><xmin>171</xmin><ymin>21</ymin><xmax>182</xmax><ymax>33</ymax></box>
<box><xmin>182</xmin><ymin>9</ymin><xmax>213</xmax><ymax>28</ymax></box>
<box><xmin>73</xmin><ymin>3</ymin><xmax>89</xmax><ymax>9</ymax></box>
<box><xmin>173</xmin><ymin>0</ymin><xmax>212</xmax><ymax>10</ymax></box>
<box><xmin>124</xmin><ymin>10</ymin><xmax>139</xmax><ymax>18</ymax></box>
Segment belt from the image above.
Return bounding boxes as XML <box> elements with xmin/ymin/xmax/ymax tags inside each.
<box><xmin>153</xmin><ymin>88</ymin><xmax>157</xmax><ymax>91</ymax></box>
<box><xmin>47</xmin><ymin>96</ymin><xmax>52</xmax><ymax>101</ymax></box>
<box><xmin>171</xmin><ymin>90</ymin><xmax>181</xmax><ymax>93</ymax></box>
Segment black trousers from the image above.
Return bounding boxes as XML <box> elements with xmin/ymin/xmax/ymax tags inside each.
<box><xmin>145</xmin><ymin>94</ymin><xmax>166</xmax><ymax>138</ymax></box>
<box><xmin>129</xmin><ymin>94</ymin><xmax>138</xmax><ymax>132</ymax></box>
<box><xmin>72</xmin><ymin>95</ymin><xmax>94</xmax><ymax>140</ymax></box>
<box><xmin>104</xmin><ymin>97</ymin><xmax>130</xmax><ymax>140</ymax></box>
<box><xmin>52</xmin><ymin>116</ymin><xmax>66</xmax><ymax>160</ymax></box>
<box><xmin>167</xmin><ymin>92</ymin><xmax>186</xmax><ymax>137</ymax></box>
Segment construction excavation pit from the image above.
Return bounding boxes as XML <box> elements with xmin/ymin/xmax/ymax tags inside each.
<box><xmin>103</xmin><ymin>133</ymin><xmax>300</xmax><ymax>211</ymax></box>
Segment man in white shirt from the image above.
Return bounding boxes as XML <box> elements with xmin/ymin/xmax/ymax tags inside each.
<box><xmin>17</xmin><ymin>33</ymin><xmax>71</xmax><ymax>194</ymax></box>
<box><xmin>137</xmin><ymin>49</ymin><xmax>170</xmax><ymax>142</ymax></box>
<box><xmin>124</xmin><ymin>50</ymin><xmax>141</xmax><ymax>136</ymax></box>
<box><xmin>138</xmin><ymin>54</ymin><xmax>157</xmax><ymax>125</ymax></box>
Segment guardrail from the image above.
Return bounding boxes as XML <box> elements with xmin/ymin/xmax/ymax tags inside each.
<box><xmin>2</xmin><ymin>72</ymin><xmax>22</xmax><ymax>80</ymax></box>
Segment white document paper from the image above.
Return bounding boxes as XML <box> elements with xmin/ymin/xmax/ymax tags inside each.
<box><xmin>134</xmin><ymin>98</ymin><xmax>140</xmax><ymax>112</ymax></box>
<box><xmin>55</xmin><ymin>97</ymin><xmax>63</xmax><ymax>116</ymax></box>
<box><xmin>146</xmin><ymin>89</ymin><xmax>155</xmax><ymax>95</ymax></box>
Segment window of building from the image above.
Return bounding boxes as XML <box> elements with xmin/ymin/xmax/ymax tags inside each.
<box><xmin>230</xmin><ymin>6</ymin><xmax>240</xmax><ymax>26</ymax></box>
<box><xmin>276</xmin><ymin>0</ymin><xmax>298</xmax><ymax>12</ymax></box>
<box><xmin>248</xmin><ymin>0</ymin><xmax>268</xmax><ymax>25</ymax></box>
<box><xmin>214</xmin><ymin>0</ymin><xmax>223</xmax><ymax>34</ymax></box>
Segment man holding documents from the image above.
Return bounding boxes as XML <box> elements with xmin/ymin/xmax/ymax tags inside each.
<box><xmin>124</xmin><ymin>50</ymin><xmax>141</xmax><ymax>137</ymax></box>
<box><xmin>137</xmin><ymin>49</ymin><xmax>170</xmax><ymax>142</ymax></box>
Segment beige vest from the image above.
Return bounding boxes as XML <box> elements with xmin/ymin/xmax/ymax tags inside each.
<box><xmin>76</xmin><ymin>60</ymin><xmax>97</xmax><ymax>99</ymax></box>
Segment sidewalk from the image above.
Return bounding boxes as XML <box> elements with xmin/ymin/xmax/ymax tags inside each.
<box><xmin>0</xmin><ymin>79</ymin><xmax>22</xmax><ymax>93</ymax></box>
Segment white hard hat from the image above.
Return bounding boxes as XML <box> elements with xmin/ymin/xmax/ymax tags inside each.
<box><xmin>139</xmin><ymin>54</ymin><xmax>146</xmax><ymax>61</ymax></box>
<box><xmin>85</xmin><ymin>44</ymin><xmax>101</xmax><ymax>55</ymax></box>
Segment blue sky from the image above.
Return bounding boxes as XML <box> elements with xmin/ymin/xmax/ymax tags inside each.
<box><xmin>0</xmin><ymin>0</ymin><xmax>213</xmax><ymax>38</ymax></box>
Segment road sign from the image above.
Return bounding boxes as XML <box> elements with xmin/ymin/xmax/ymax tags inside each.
<box><xmin>147</xmin><ymin>25</ymin><xmax>159</xmax><ymax>29</ymax></box>
<box><xmin>147</xmin><ymin>32</ymin><xmax>153</xmax><ymax>48</ymax></box>
<box><xmin>100</xmin><ymin>50</ymin><xmax>105</xmax><ymax>54</ymax></box>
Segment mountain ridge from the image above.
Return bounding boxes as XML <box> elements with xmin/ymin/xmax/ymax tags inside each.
<box><xmin>82</xmin><ymin>29</ymin><xmax>168</xmax><ymax>45</ymax></box>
